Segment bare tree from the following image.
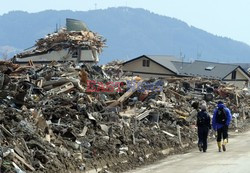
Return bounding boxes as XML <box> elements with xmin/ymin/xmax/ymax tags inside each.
<box><xmin>0</xmin><ymin>50</ymin><xmax>9</xmax><ymax>60</ymax></box>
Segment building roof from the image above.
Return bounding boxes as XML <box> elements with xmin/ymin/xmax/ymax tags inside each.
<box><xmin>236</xmin><ymin>63</ymin><xmax>250</xmax><ymax>71</ymax></box>
<box><xmin>179</xmin><ymin>60</ymin><xmax>242</xmax><ymax>80</ymax></box>
<box><xmin>171</xmin><ymin>61</ymin><xmax>191</xmax><ymax>75</ymax></box>
<box><xmin>123</xmin><ymin>55</ymin><xmax>250</xmax><ymax>80</ymax></box>
<box><xmin>123</xmin><ymin>55</ymin><xmax>181</xmax><ymax>74</ymax></box>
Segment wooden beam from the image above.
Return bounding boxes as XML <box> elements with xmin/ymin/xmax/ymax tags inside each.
<box><xmin>13</xmin><ymin>152</ymin><xmax>35</xmax><ymax>171</ymax></box>
<box><xmin>108</xmin><ymin>80</ymin><xmax>144</xmax><ymax>107</ymax></box>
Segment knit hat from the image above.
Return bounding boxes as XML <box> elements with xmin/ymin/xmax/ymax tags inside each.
<box><xmin>201</xmin><ymin>104</ymin><xmax>207</xmax><ymax>110</ymax></box>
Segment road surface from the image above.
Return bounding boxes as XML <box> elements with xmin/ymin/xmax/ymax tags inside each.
<box><xmin>127</xmin><ymin>131</ymin><xmax>250</xmax><ymax>173</ymax></box>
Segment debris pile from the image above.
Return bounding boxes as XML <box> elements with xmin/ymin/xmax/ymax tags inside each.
<box><xmin>101</xmin><ymin>60</ymin><xmax>124</xmax><ymax>80</ymax></box>
<box><xmin>16</xmin><ymin>29</ymin><xmax>106</xmax><ymax>59</ymax></box>
<box><xmin>0</xmin><ymin>61</ymin><xmax>249</xmax><ymax>173</ymax></box>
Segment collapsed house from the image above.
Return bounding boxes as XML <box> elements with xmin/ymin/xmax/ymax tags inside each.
<box><xmin>12</xmin><ymin>18</ymin><xmax>106</xmax><ymax>64</ymax></box>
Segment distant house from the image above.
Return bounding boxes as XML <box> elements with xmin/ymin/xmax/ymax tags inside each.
<box><xmin>122</xmin><ymin>55</ymin><xmax>182</xmax><ymax>78</ymax></box>
<box><xmin>123</xmin><ymin>55</ymin><xmax>250</xmax><ymax>88</ymax></box>
<box><xmin>179</xmin><ymin>60</ymin><xmax>250</xmax><ymax>88</ymax></box>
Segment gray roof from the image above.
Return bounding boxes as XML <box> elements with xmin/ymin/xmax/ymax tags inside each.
<box><xmin>171</xmin><ymin>61</ymin><xmax>191</xmax><ymax>75</ymax></box>
<box><xmin>144</xmin><ymin>55</ymin><xmax>181</xmax><ymax>74</ymax></box>
<box><xmin>179</xmin><ymin>60</ymin><xmax>239</xmax><ymax>80</ymax></box>
<box><xmin>236</xmin><ymin>63</ymin><xmax>250</xmax><ymax>71</ymax></box>
<box><xmin>123</xmin><ymin>55</ymin><xmax>249</xmax><ymax>79</ymax></box>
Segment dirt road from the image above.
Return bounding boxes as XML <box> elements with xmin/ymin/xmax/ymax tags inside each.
<box><xmin>127</xmin><ymin>131</ymin><xmax>250</xmax><ymax>173</ymax></box>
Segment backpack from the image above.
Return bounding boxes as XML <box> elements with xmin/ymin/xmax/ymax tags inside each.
<box><xmin>216</xmin><ymin>107</ymin><xmax>227</xmax><ymax>124</ymax></box>
<box><xmin>197</xmin><ymin>112</ymin><xmax>207</xmax><ymax>126</ymax></box>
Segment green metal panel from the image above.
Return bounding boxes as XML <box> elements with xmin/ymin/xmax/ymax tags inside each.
<box><xmin>66</xmin><ymin>18</ymin><xmax>88</xmax><ymax>32</ymax></box>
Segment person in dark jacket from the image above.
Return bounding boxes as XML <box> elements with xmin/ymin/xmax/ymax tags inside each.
<box><xmin>197</xmin><ymin>104</ymin><xmax>211</xmax><ymax>152</ymax></box>
<box><xmin>212</xmin><ymin>101</ymin><xmax>232</xmax><ymax>152</ymax></box>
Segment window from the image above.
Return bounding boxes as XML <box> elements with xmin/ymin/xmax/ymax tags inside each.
<box><xmin>231</xmin><ymin>70</ymin><xmax>236</xmax><ymax>80</ymax></box>
<box><xmin>142</xmin><ymin>59</ymin><xmax>150</xmax><ymax>67</ymax></box>
<box><xmin>205</xmin><ymin>66</ymin><xmax>215</xmax><ymax>71</ymax></box>
<box><xmin>72</xmin><ymin>50</ymin><xmax>78</xmax><ymax>58</ymax></box>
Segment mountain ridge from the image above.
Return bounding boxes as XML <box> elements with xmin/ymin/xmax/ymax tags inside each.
<box><xmin>0</xmin><ymin>7</ymin><xmax>250</xmax><ymax>63</ymax></box>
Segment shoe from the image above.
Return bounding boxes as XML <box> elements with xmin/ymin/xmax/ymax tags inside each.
<box><xmin>217</xmin><ymin>142</ymin><xmax>222</xmax><ymax>152</ymax></box>
<box><xmin>222</xmin><ymin>139</ymin><xmax>228</xmax><ymax>152</ymax></box>
<box><xmin>203</xmin><ymin>150</ymin><xmax>206</xmax><ymax>152</ymax></box>
<box><xmin>198</xmin><ymin>143</ymin><xmax>202</xmax><ymax>152</ymax></box>
<box><xmin>222</xmin><ymin>144</ymin><xmax>226</xmax><ymax>151</ymax></box>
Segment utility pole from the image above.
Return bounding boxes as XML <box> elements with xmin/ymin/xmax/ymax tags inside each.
<box><xmin>180</xmin><ymin>50</ymin><xmax>185</xmax><ymax>70</ymax></box>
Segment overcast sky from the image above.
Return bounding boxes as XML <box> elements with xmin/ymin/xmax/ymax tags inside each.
<box><xmin>1</xmin><ymin>0</ymin><xmax>250</xmax><ymax>45</ymax></box>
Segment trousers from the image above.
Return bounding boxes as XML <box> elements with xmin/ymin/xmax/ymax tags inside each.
<box><xmin>198</xmin><ymin>126</ymin><xmax>209</xmax><ymax>151</ymax></box>
<box><xmin>217</xmin><ymin>125</ymin><xmax>228</xmax><ymax>142</ymax></box>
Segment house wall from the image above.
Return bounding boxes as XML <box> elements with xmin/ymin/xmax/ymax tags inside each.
<box><xmin>123</xmin><ymin>58</ymin><xmax>175</xmax><ymax>78</ymax></box>
<box><xmin>126</xmin><ymin>72</ymin><xmax>174</xmax><ymax>78</ymax></box>
<box><xmin>224</xmin><ymin>68</ymin><xmax>249</xmax><ymax>88</ymax></box>
<box><xmin>16</xmin><ymin>49</ymin><xmax>97</xmax><ymax>63</ymax></box>
<box><xmin>224</xmin><ymin>68</ymin><xmax>247</xmax><ymax>80</ymax></box>
<box><xmin>16</xmin><ymin>49</ymin><xmax>70</xmax><ymax>62</ymax></box>
<box><xmin>80</xmin><ymin>50</ymin><xmax>98</xmax><ymax>62</ymax></box>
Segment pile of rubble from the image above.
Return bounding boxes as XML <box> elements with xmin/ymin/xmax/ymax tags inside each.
<box><xmin>0</xmin><ymin>61</ymin><xmax>249</xmax><ymax>173</ymax></box>
<box><xmin>101</xmin><ymin>60</ymin><xmax>124</xmax><ymax>80</ymax></box>
<box><xmin>16</xmin><ymin>28</ymin><xmax>106</xmax><ymax>58</ymax></box>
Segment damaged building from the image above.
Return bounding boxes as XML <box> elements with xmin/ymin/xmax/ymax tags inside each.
<box><xmin>12</xmin><ymin>18</ymin><xmax>106</xmax><ymax>64</ymax></box>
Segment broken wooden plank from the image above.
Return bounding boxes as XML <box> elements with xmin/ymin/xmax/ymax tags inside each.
<box><xmin>86</xmin><ymin>95</ymin><xmax>93</xmax><ymax>102</ymax></box>
<box><xmin>0</xmin><ymin>124</ymin><xmax>13</xmax><ymax>137</ymax></box>
<box><xmin>167</xmin><ymin>88</ymin><xmax>186</xmax><ymax>100</ymax></box>
<box><xmin>108</xmin><ymin>80</ymin><xmax>144</xmax><ymax>107</ymax></box>
<box><xmin>21</xmin><ymin>138</ymin><xmax>30</xmax><ymax>154</ymax></box>
<box><xmin>162</xmin><ymin>130</ymin><xmax>175</xmax><ymax>137</ymax></box>
<box><xmin>12</xmin><ymin>162</ymin><xmax>26</xmax><ymax>173</ymax></box>
<box><xmin>78</xmin><ymin>126</ymin><xmax>88</xmax><ymax>137</ymax></box>
<box><xmin>135</xmin><ymin>110</ymin><xmax>152</xmax><ymax>121</ymax></box>
<box><xmin>13</xmin><ymin>152</ymin><xmax>35</xmax><ymax>171</ymax></box>
<box><xmin>175</xmin><ymin>109</ymin><xmax>189</xmax><ymax>117</ymax></box>
<box><xmin>236</xmin><ymin>92</ymin><xmax>239</xmax><ymax>106</ymax></box>
<box><xmin>14</xmin><ymin>146</ymin><xmax>26</xmax><ymax>160</ymax></box>
<box><xmin>177</xmin><ymin>125</ymin><xmax>183</xmax><ymax>148</ymax></box>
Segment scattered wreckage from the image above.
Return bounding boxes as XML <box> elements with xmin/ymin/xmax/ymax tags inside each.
<box><xmin>0</xmin><ymin>60</ymin><xmax>249</xmax><ymax>173</ymax></box>
<box><xmin>12</xmin><ymin>18</ymin><xmax>106</xmax><ymax>64</ymax></box>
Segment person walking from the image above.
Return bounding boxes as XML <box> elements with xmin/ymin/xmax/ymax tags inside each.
<box><xmin>212</xmin><ymin>101</ymin><xmax>232</xmax><ymax>152</ymax></box>
<box><xmin>197</xmin><ymin>104</ymin><xmax>211</xmax><ymax>152</ymax></box>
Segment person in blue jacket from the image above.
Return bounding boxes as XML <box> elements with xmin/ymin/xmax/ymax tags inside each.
<box><xmin>212</xmin><ymin>101</ymin><xmax>232</xmax><ymax>152</ymax></box>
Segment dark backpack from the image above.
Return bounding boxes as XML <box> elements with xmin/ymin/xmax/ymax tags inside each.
<box><xmin>216</xmin><ymin>107</ymin><xmax>227</xmax><ymax>124</ymax></box>
<box><xmin>197</xmin><ymin>112</ymin><xmax>207</xmax><ymax>126</ymax></box>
